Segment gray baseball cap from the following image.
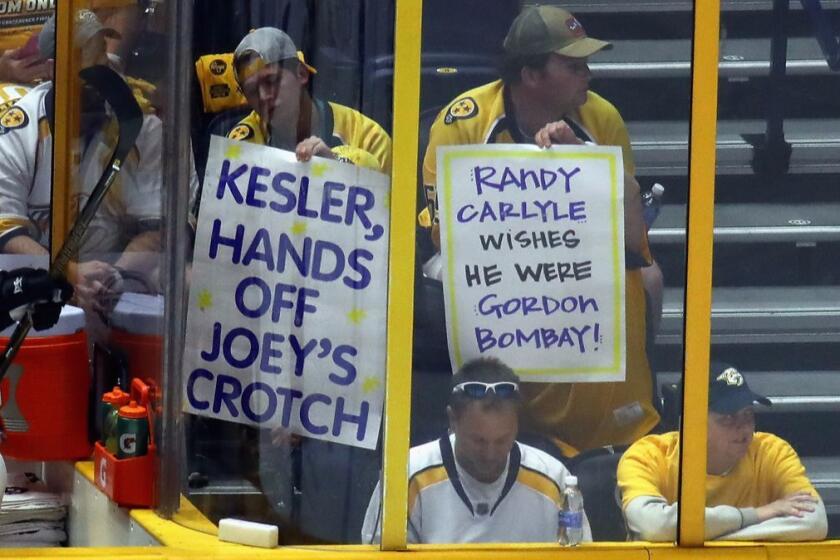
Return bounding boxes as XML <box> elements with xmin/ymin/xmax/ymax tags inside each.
<box><xmin>233</xmin><ymin>27</ymin><xmax>317</xmax><ymax>81</ymax></box>
<box><xmin>38</xmin><ymin>9</ymin><xmax>121</xmax><ymax>59</ymax></box>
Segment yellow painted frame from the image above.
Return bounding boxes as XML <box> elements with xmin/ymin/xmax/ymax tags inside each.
<box><xmin>677</xmin><ymin>0</ymin><xmax>721</xmax><ymax>547</ymax></box>
<box><xmin>379</xmin><ymin>0</ymin><xmax>423</xmax><ymax>550</ymax></box>
<box><xmin>20</xmin><ymin>0</ymin><xmax>840</xmax><ymax>558</ymax></box>
<box><xmin>50</xmin><ymin>0</ymin><xmax>82</xmax><ymax>258</ymax></box>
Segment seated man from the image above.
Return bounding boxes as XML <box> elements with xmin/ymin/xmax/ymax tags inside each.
<box><xmin>362</xmin><ymin>357</ymin><xmax>591</xmax><ymax>544</ymax></box>
<box><xmin>617</xmin><ymin>362</ymin><xmax>828</xmax><ymax>541</ymax></box>
<box><xmin>228</xmin><ymin>27</ymin><xmax>391</xmax><ymax>174</ymax></box>
<box><xmin>0</xmin><ymin>10</ymin><xmax>196</xmax><ymax>309</ymax></box>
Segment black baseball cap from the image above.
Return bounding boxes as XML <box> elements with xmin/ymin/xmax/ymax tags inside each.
<box><xmin>708</xmin><ymin>362</ymin><xmax>771</xmax><ymax>415</ymax></box>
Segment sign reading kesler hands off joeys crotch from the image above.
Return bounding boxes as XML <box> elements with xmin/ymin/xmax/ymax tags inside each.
<box><xmin>437</xmin><ymin>144</ymin><xmax>626</xmax><ymax>383</ymax></box>
<box><xmin>183</xmin><ymin>137</ymin><xmax>390</xmax><ymax>450</ymax></box>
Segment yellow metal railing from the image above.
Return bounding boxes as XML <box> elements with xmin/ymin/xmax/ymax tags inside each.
<box><xmin>678</xmin><ymin>0</ymin><xmax>721</xmax><ymax>547</ymax></box>
<box><xmin>380</xmin><ymin>0</ymin><xmax>423</xmax><ymax>551</ymax></box>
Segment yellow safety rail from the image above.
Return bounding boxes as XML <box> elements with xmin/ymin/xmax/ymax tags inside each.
<box><xmin>678</xmin><ymin>0</ymin><xmax>721</xmax><ymax>546</ymax></box>
<box><xmin>380</xmin><ymin>0</ymin><xmax>423</xmax><ymax>551</ymax></box>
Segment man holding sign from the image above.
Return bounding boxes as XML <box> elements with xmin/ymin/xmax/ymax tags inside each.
<box><xmin>420</xmin><ymin>5</ymin><xmax>660</xmax><ymax>457</ymax></box>
<box><xmin>227</xmin><ymin>27</ymin><xmax>391</xmax><ymax>175</ymax></box>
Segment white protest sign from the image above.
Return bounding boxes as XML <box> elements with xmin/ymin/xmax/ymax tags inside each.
<box><xmin>438</xmin><ymin>144</ymin><xmax>626</xmax><ymax>382</ymax></box>
<box><xmin>183</xmin><ymin>137</ymin><xmax>390</xmax><ymax>449</ymax></box>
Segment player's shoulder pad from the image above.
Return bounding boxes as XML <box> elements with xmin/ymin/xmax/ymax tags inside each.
<box><xmin>227</xmin><ymin>123</ymin><xmax>255</xmax><ymax>141</ymax></box>
<box><xmin>0</xmin><ymin>106</ymin><xmax>29</xmax><ymax>135</ymax></box>
<box><xmin>444</xmin><ymin>96</ymin><xmax>478</xmax><ymax>125</ymax></box>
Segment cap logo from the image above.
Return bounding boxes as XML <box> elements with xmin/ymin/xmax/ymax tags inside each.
<box><xmin>716</xmin><ymin>368</ymin><xmax>744</xmax><ymax>387</ymax></box>
<box><xmin>565</xmin><ymin>17</ymin><xmax>585</xmax><ymax>37</ymax></box>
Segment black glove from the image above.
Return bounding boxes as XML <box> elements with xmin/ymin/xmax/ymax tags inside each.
<box><xmin>0</xmin><ymin>268</ymin><xmax>74</xmax><ymax>331</ymax></box>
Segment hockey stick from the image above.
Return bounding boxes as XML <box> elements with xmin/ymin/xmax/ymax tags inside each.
<box><xmin>0</xmin><ymin>65</ymin><xmax>143</xmax><ymax>381</ymax></box>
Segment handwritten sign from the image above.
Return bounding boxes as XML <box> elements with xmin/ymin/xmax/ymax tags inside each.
<box><xmin>438</xmin><ymin>144</ymin><xmax>625</xmax><ymax>382</ymax></box>
<box><xmin>182</xmin><ymin>137</ymin><xmax>390</xmax><ymax>449</ymax></box>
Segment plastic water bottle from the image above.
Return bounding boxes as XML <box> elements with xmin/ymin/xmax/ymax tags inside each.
<box><xmin>641</xmin><ymin>183</ymin><xmax>665</xmax><ymax>230</ymax></box>
<box><xmin>558</xmin><ymin>475</ymin><xmax>584</xmax><ymax>546</ymax></box>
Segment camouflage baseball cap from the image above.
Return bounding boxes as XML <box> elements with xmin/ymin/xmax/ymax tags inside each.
<box><xmin>503</xmin><ymin>5</ymin><xmax>610</xmax><ymax>58</ymax></box>
<box><xmin>38</xmin><ymin>9</ymin><xmax>121</xmax><ymax>59</ymax></box>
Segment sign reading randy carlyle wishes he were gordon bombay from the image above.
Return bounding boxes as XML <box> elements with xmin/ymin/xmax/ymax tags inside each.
<box><xmin>183</xmin><ymin>137</ymin><xmax>390</xmax><ymax>449</ymax></box>
<box><xmin>438</xmin><ymin>144</ymin><xmax>626</xmax><ymax>383</ymax></box>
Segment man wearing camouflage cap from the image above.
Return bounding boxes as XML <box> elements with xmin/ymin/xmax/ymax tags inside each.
<box><xmin>227</xmin><ymin>27</ymin><xmax>391</xmax><ymax>174</ymax></box>
<box><xmin>420</xmin><ymin>4</ymin><xmax>660</xmax><ymax>458</ymax></box>
<box><xmin>618</xmin><ymin>362</ymin><xmax>827</xmax><ymax>541</ymax></box>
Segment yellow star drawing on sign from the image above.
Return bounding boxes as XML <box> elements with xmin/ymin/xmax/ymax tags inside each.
<box><xmin>347</xmin><ymin>307</ymin><xmax>367</xmax><ymax>324</ymax></box>
<box><xmin>362</xmin><ymin>376</ymin><xmax>381</xmax><ymax>394</ymax></box>
<box><xmin>291</xmin><ymin>220</ymin><xmax>307</xmax><ymax>235</ymax></box>
<box><xmin>197</xmin><ymin>289</ymin><xmax>213</xmax><ymax>311</ymax></box>
<box><xmin>310</xmin><ymin>162</ymin><xmax>329</xmax><ymax>177</ymax></box>
<box><xmin>224</xmin><ymin>144</ymin><xmax>242</xmax><ymax>160</ymax></box>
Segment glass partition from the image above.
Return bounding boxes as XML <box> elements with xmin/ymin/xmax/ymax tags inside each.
<box><xmin>176</xmin><ymin>0</ymin><xmax>394</xmax><ymax>545</ymax></box>
<box><xmin>0</xmin><ymin>0</ymin><xmax>181</xmax><ymax>547</ymax></box>
<box><xmin>402</xmin><ymin>0</ymin><xmax>693</xmax><ymax>545</ymax></box>
<box><xmin>707</xmin><ymin>0</ymin><xmax>839</xmax><ymax>542</ymax></box>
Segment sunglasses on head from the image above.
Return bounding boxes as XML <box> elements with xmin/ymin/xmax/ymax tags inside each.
<box><xmin>452</xmin><ymin>381</ymin><xmax>519</xmax><ymax>399</ymax></box>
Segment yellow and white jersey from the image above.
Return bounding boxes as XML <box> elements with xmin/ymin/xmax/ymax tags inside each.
<box><xmin>0</xmin><ymin>82</ymin><xmax>30</xmax><ymax>114</ymax></box>
<box><xmin>362</xmin><ymin>434</ymin><xmax>591</xmax><ymax>544</ymax></box>
<box><xmin>0</xmin><ymin>80</ymin><xmax>197</xmax><ymax>255</ymax></box>
<box><xmin>76</xmin><ymin>110</ymin><xmax>169</xmax><ymax>257</ymax></box>
<box><xmin>0</xmin><ymin>82</ymin><xmax>52</xmax><ymax>249</ymax></box>
<box><xmin>227</xmin><ymin>99</ymin><xmax>392</xmax><ymax>175</ymax></box>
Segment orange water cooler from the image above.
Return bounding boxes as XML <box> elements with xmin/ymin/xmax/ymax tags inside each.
<box><xmin>0</xmin><ymin>305</ymin><xmax>91</xmax><ymax>460</ymax></box>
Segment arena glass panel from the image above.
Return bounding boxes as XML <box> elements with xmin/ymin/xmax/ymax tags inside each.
<box><xmin>0</xmin><ymin>0</ymin><xmax>186</xmax><ymax>547</ymax></box>
<box><xmin>396</xmin><ymin>0</ymin><xmax>693</xmax><ymax>545</ymax></box>
<box><xmin>707</xmin><ymin>0</ymin><xmax>840</xmax><ymax>543</ymax></box>
<box><xmin>169</xmin><ymin>0</ymin><xmax>395</xmax><ymax>544</ymax></box>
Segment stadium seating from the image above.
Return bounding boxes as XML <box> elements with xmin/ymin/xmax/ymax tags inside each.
<box><xmin>561</xmin><ymin>0</ymin><xmax>840</xmax><ymax>534</ymax></box>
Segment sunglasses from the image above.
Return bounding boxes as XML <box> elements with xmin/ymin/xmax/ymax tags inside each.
<box><xmin>452</xmin><ymin>381</ymin><xmax>519</xmax><ymax>399</ymax></box>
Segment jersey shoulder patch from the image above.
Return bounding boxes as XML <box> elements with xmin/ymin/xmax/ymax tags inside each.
<box><xmin>227</xmin><ymin>123</ymin><xmax>254</xmax><ymax>141</ymax></box>
<box><xmin>0</xmin><ymin>106</ymin><xmax>29</xmax><ymax>135</ymax></box>
<box><xmin>444</xmin><ymin>97</ymin><xmax>478</xmax><ymax>125</ymax></box>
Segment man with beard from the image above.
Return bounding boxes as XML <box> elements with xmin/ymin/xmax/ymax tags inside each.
<box><xmin>419</xmin><ymin>4</ymin><xmax>660</xmax><ymax>458</ymax></box>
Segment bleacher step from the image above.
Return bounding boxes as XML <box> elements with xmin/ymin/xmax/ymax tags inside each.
<box><xmin>629</xmin><ymin>119</ymin><xmax>840</xmax><ymax>176</ymax></box>
<box><xmin>658</xmin><ymin>286</ymin><xmax>840</xmax><ymax>344</ymax></box>
<box><xmin>650</xmin><ymin>203</ymin><xmax>840</xmax><ymax>244</ymax></box>
<box><xmin>593</xmin><ymin>37</ymin><xmax>833</xmax><ymax>78</ymax></box>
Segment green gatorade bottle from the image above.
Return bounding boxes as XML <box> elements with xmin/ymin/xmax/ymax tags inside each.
<box><xmin>116</xmin><ymin>400</ymin><xmax>149</xmax><ymax>459</ymax></box>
